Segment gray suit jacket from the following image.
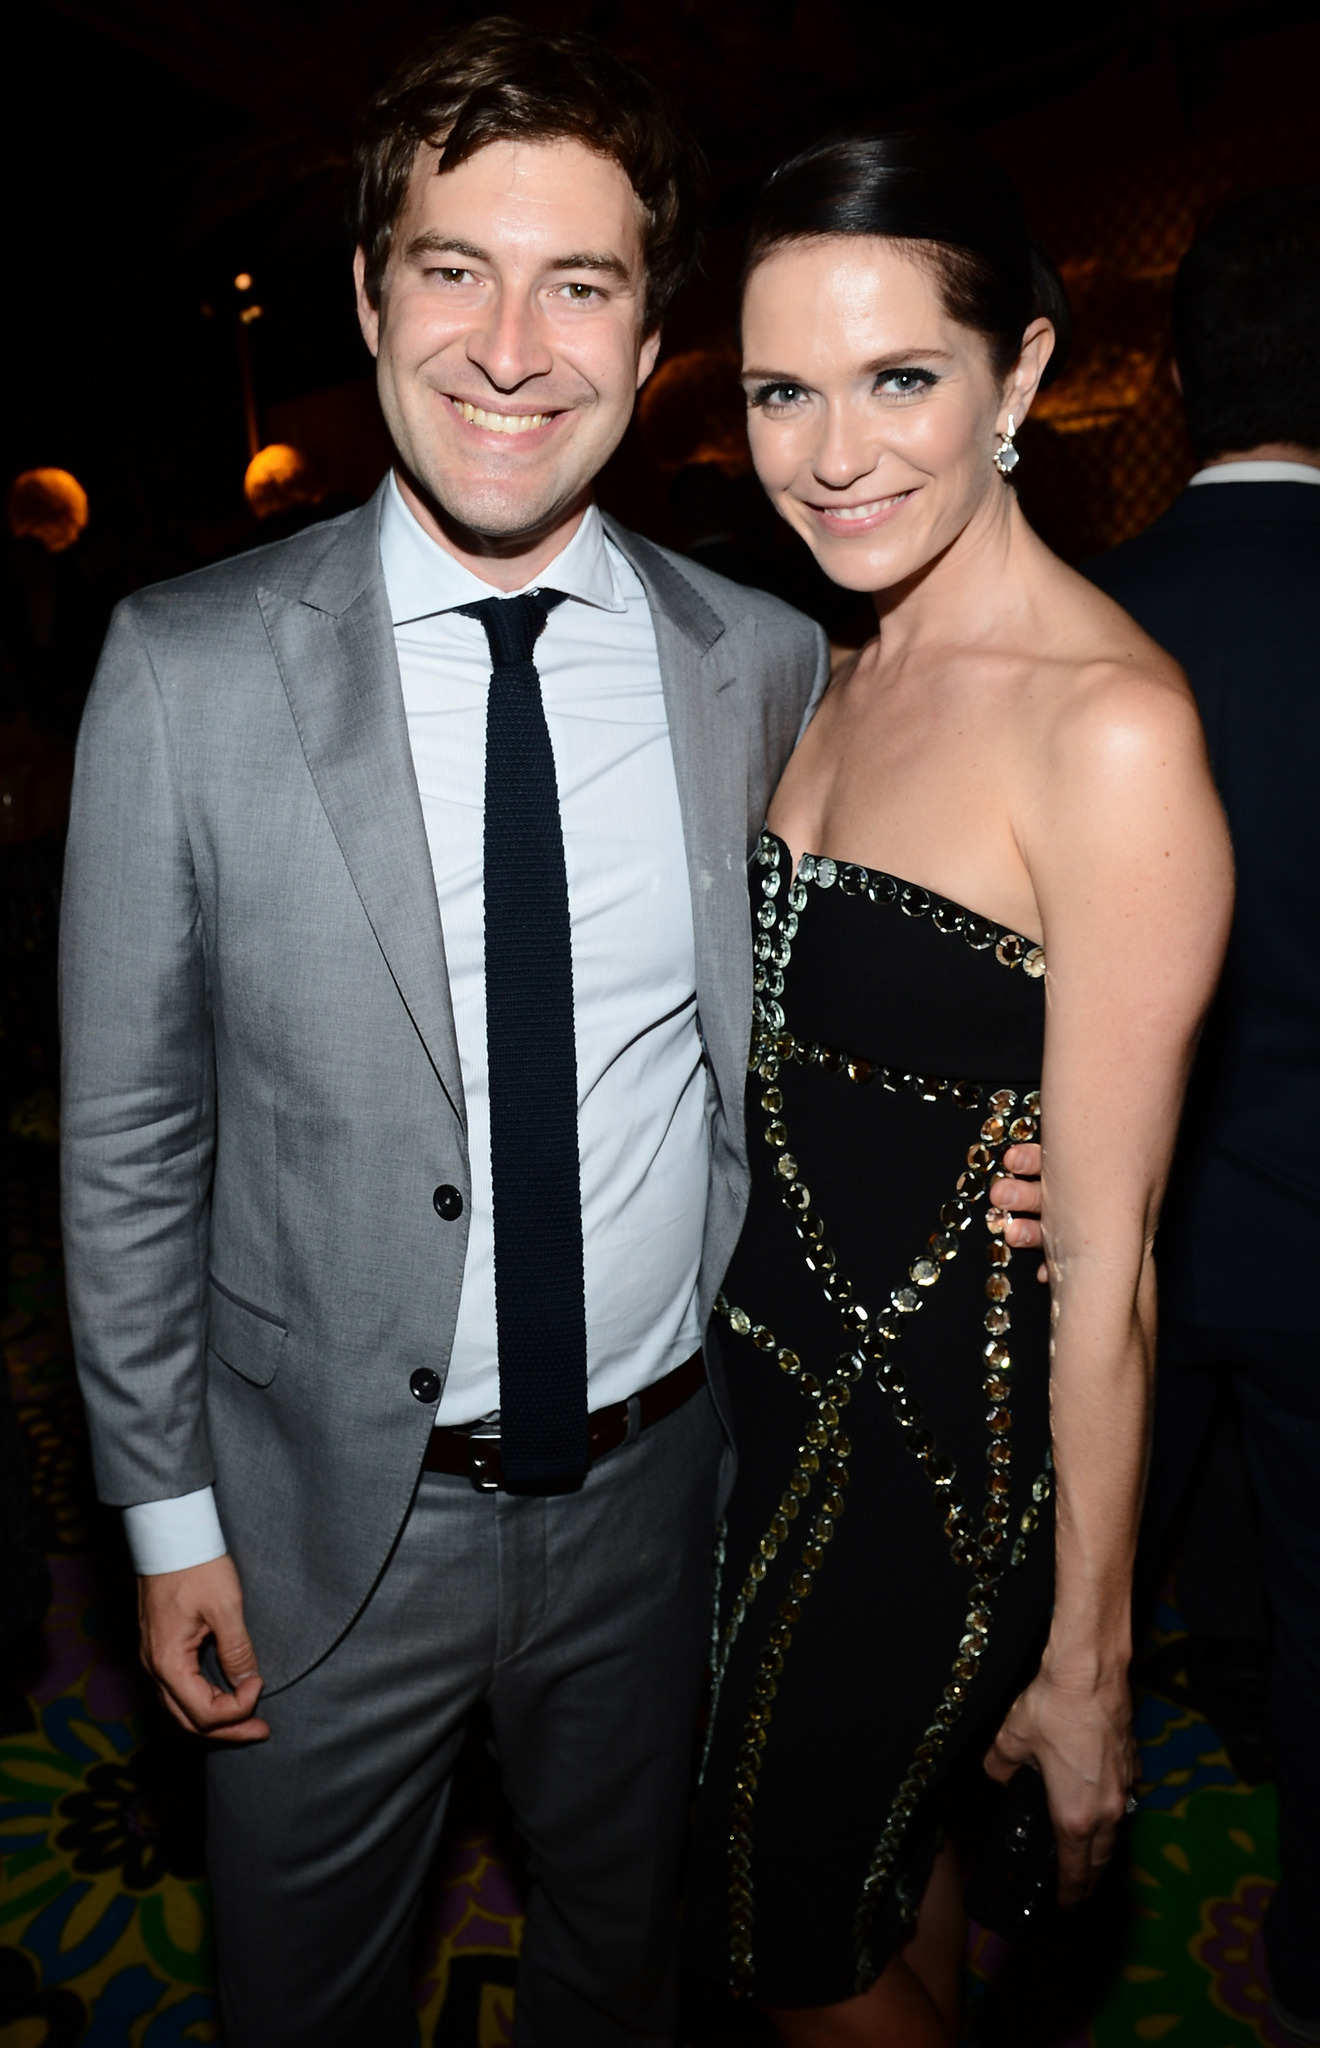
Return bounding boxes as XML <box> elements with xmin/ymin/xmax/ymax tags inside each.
<box><xmin>59</xmin><ymin>483</ymin><xmax>827</xmax><ymax>1690</ymax></box>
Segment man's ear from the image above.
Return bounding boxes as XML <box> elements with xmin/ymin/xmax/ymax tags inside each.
<box><xmin>354</xmin><ymin>248</ymin><xmax>381</xmax><ymax>360</ymax></box>
<box><xmin>636</xmin><ymin>327</ymin><xmax>662</xmax><ymax>392</ymax></box>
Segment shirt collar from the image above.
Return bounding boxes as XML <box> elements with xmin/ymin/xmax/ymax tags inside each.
<box><xmin>380</xmin><ymin>469</ymin><xmax>626</xmax><ymax>626</ymax></box>
<box><xmin>1190</xmin><ymin>458</ymin><xmax>1320</xmax><ymax>487</ymax></box>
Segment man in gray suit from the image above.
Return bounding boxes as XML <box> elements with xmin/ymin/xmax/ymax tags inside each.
<box><xmin>60</xmin><ymin>20</ymin><xmax>1041</xmax><ymax>2047</ymax></box>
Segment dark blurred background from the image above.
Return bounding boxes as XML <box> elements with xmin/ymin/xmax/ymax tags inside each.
<box><xmin>6</xmin><ymin>0</ymin><xmax>1320</xmax><ymax>727</ymax></box>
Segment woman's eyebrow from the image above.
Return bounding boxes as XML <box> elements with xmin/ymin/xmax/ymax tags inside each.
<box><xmin>860</xmin><ymin>347</ymin><xmax>954</xmax><ymax>371</ymax></box>
<box><xmin>741</xmin><ymin>347</ymin><xmax>955</xmax><ymax>382</ymax></box>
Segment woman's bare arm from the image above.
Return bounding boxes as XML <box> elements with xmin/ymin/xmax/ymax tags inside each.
<box><xmin>986</xmin><ymin>658</ymin><xmax>1233</xmax><ymax>1901</ymax></box>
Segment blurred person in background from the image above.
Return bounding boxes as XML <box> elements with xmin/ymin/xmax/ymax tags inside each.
<box><xmin>1087</xmin><ymin>185</ymin><xmax>1320</xmax><ymax>2047</ymax></box>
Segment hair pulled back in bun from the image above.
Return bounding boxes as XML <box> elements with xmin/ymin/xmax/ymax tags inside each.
<box><xmin>740</xmin><ymin>129</ymin><xmax>1069</xmax><ymax>387</ymax></box>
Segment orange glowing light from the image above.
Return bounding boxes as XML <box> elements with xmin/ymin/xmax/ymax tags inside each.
<box><xmin>243</xmin><ymin>443</ymin><xmax>324</xmax><ymax>520</ymax></box>
<box><xmin>234</xmin><ymin>271</ymin><xmax>253</xmax><ymax>292</ymax></box>
<box><xmin>7</xmin><ymin>468</ymin><xmax>90</xmax><ymax>553</ymax></box>
<box><xmin>637</xmin><ymin>350</ymin><xmax>751</xmax><ymax>476</ymax></box>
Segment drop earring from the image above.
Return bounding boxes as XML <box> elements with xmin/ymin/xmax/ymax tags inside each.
<box><xmin>993</xmin><ymin>414</ymin><xmax>1019</xmax><ymax>474</ymax></box>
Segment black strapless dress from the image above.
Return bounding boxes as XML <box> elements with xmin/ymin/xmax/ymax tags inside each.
<box><xmin>687</xmin><ymin>830</ymin><xmax>1057</xmax><ymax>2007</ymax></box>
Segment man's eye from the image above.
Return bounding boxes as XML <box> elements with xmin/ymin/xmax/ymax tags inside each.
<box><xmin>427</xmin><ymin>267</ymin><xmax>476</xmax><ymax>285</ymax></box>
<box><xmin>555</xmin><ymin>282</ymin><xmax>600</xmax><ymax>301</ymax></box>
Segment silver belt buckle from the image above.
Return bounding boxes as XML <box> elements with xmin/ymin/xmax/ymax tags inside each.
<box><xmin>466</xmin><ymin>1419</ymin><xmax>501</xmax><ymax>1493</ymax></box>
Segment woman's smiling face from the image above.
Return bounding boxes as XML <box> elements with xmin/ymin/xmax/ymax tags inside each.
<box><xmin>740</xmin><ymin>235</ymin><xmax>1026</xmax><ymax>594</ymax></box>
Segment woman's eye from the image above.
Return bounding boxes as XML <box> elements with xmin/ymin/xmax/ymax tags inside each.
<box><xmin>878</xmin><ymin>368</ymin><xmax>936</xmax><ymax>397</ymax></box>
<box><xmin>749</xmin><ymin>382</ymin><xmax>807</xmax><ymax>411</ymax></box>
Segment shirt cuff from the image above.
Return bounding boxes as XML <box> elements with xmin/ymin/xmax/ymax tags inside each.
<box><xmin>122</xmin><ymin>1487</ymin><xmax>228</xmax><ymax>1576</ymax></box>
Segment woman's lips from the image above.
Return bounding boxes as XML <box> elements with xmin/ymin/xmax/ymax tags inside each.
<box><xmin>805</xmin><ymin>489</ymin><xmax>915</xmax><ymax>536</ymax></box>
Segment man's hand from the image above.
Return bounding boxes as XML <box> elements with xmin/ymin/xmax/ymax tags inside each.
<box><xmin>138</xmin><ymin>1555</ymin><xmax>270</xmax><ymax>1741</ymax></box>
<box><xmin>990</xmin><ymin>1141</ymin><xmax>1047</xmax><ymax>1279</ymax></box>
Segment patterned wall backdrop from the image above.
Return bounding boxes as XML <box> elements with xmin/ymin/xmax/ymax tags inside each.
<box><xmin>986</xmin><ymin>23</ymin><xmax>1320</xmax><ymax>562</ymax></box>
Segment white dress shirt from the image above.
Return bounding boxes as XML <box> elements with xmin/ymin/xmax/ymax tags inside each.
<box><xmin>123</xmin><ymin>478</ymin><xmax>708</xmax><ymax>1574</ymax></box>
<box><xmin>1190</xmin><ymin>458</ymin><xmax>1320</xmax><ymax>486</ymax></box>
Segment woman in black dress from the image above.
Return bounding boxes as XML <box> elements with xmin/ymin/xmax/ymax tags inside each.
<box><xmin>687</xmin><ymin>134</ymin><xmax>1233</xmax><ymax>2043</ymax></box>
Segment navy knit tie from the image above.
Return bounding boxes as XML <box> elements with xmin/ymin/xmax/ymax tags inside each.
<box><xmin>457</xmin><ymin>589</ymin><xmax>587</xmax><ymax>1491</ymax></box>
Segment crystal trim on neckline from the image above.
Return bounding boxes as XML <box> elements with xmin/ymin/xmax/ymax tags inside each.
<box><xmin>759</xmin><ymin>830</ymin><xmax>1045</xmax><ymax>979</ymax></box>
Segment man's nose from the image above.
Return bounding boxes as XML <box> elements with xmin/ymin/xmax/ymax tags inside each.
<box><xmin>466</xmin><ymin>289</ymin><xmax>555</xmax><ymax>391</ymax></box>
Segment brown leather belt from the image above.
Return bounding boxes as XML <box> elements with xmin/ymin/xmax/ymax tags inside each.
<box><xmin>422</xmin><ymin>1349</ymin><xmax>706</xmax><ymax>1492</ymax></box>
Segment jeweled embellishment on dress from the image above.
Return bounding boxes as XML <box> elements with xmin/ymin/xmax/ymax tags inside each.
<box><xmin>751</xmin><ymin>832</ymin><xmax>1044</xmax><ymax>1049</ymax></box>
<box><xmin>714</xmin><ymin>832</ymin><xmax>1052</xmax><ymax>1993</ymax></box>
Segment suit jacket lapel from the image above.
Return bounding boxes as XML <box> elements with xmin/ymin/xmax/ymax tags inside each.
<box><xmin>603</xmin><ymin>518</ymin><xmax>752</xmax><ymax>1130</ymax></box>
<box><xmin>258</xmin><ymin>490</ymin><xmax>466</xmax><ymax>1126</ymax></box>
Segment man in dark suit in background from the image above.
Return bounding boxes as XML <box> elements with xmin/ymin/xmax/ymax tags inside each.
<box><xmin>1087</xmin><ymin>187</ymin><xmax>1320</xmax><ymax>2045</ymax></box>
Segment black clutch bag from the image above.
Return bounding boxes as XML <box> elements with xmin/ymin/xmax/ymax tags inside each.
<box><xmin>963</xmin><ymin>1765</ymin><xmax>1058</xmax><ymax>1940</ymax></box>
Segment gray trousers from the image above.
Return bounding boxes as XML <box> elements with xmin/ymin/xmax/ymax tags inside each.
<box><xmin>206</xmin><ymin>1386</ymin><xmax>724</xmax><ymax>2048</ymax></box>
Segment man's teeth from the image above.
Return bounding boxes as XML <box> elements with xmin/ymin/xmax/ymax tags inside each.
<box><xmin>826</xmin><ymin>494</ymin><xmax>909</xmax><ymax>520</ymax></box>
<box><xmin>454</xmin><ymin>400</ymin><xmax>552</xmax><ymax>434</ymax></box>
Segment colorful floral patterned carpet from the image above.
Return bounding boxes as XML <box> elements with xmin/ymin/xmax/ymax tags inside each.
<box><xmin>0</xmin><ymin>1118</ymin><xmax>1294</xmax><ymax>2047</ymax></box>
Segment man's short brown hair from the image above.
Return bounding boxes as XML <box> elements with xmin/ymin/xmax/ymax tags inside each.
<box><xmin>349</xmin><ymin>15</ymin><xmax>705</xmax><ymax>329</ymax></box>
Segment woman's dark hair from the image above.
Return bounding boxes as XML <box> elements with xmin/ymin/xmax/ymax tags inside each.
<box><xmin>350</xmin><ymin>15</ymin><xmax>706</xmax><ymax>330</ymax></box>
<box><xmin>740</xmin><ymin>129</ymin><xmax>1069</xmax><ymax>385</ymax></box>
<box><xmin>1173</xmin><ymin>184</ymin><xmax>1320</xmax><ymax>462</ymax></box>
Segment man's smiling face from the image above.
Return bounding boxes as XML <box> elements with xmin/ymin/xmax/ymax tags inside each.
<box><xmin>356</xmin><ymin>136</ymin><xmax>660</xmax><ymax>566</ymax></box>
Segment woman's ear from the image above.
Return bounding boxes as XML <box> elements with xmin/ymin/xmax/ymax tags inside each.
<box><xmin>997</xmin><ymin>317</ymin><xmax>1055</xmax><ymax>435</ymax></box>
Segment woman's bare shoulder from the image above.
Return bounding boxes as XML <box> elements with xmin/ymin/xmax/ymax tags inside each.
<box><xmin>1014</xmin><ymin>561</ymin><xmax>1230</xmax><ymax>982</ymax></box>
<box><xmin>1067</xmin><ymin>553</ymin><xmax>1181</xmax><ymax>662</ymax></box>
<box><xmin>1026</xmin><ymin>557</ymin><xmax>1197</xmax><ymax>760</ymax></box>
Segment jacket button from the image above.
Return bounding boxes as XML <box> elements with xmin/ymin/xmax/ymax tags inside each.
<box><xmin>432</xmin><ymin>1184</ymin><xmax>463</xmax><ymax>1221</ymax></box>
<box><xmin>410</xmin><ymin>1368</ymin><xmax>441</xmax><ymax>1404</ymax></box>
